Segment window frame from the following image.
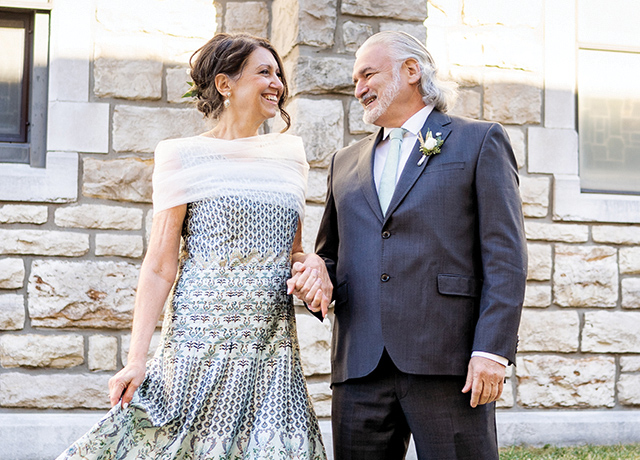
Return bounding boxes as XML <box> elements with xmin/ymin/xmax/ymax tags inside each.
<box><xmin>539</xmin><ymin>0</ymin><xmax>640</xmax><ymax>224</ymax></box>
<box><xmin>0</xmin><ymin>5</ymin><xmax>49</xmax><ymax>167</ymax></box>
<box><xmin>576</xmin><ymin>44</ymin><xmax>640</xmax><ymax>196</ymax></box>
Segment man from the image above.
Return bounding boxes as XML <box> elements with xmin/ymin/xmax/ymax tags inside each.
<box><xmin>315</xmin><ymin>31</ymin><xmax>527</xmax><ymax>459</ymax></box>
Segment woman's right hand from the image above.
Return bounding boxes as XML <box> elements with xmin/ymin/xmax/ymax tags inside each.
<box><xmin>108</xmin><ymin>361</ymin><xmax>146</xmax><ymax>408</ymax></box>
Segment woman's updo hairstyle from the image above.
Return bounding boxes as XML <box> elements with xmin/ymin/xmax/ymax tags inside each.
<box><xmin>189</xmin><ymin>33</ymin><xmax>291</xmax><ymax>131</ymax></box>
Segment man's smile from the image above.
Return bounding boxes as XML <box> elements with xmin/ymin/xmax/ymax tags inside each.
<box><xmin>361</xmin><ymin>93</ymin><xmax>377</xmax><ymax>108</ymax></box>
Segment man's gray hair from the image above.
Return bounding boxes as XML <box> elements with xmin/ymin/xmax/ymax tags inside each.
<box><xmin>357</xmin><ymin>31</ymin><xmax>457</xmax><ymax>113</ymax></box>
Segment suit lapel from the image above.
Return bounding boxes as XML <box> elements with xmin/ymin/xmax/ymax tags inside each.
<box><xmin>384</xmin><ymin>110</ymin><xmax>453</xmax><ymax>221</ymax></box>
<box><xmin>357</xmin><ymin>129</ymin><xmax>385</xmax><ymax>223</ymax></box>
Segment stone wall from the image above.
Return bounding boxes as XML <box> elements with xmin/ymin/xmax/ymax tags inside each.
<box><xmin>425</xmin><ymin>0</ymin><xmax>640</xmax><ymax>411</ymax></box>
<box><xmin>0</xmin><ymin>0</ymin><xmax>214</xmax><ymax>411</ymax></box>
<box><xmin>0</xmin><ymin>0</ymin><xmax>339</xmax><ymax>418</ymax></box>
<box><xmin>1</xmin><ymin>0</ymin><xmax>639</xmax><ymax>443</ymax></box>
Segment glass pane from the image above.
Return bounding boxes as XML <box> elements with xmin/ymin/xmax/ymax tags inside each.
<box><xmin>578</xmin><ymin>49</ymin><xmax>640</xmax><ymax>194</ymax></box>
<box><xmin>0</xmin><ymin>17</ymin><xmax>27</xmax><ymax>140</ymax></box>
<box><xmin>578</xmin><ymin>0</ymin><xmax>637</xmax><ymax>48</ymax></box>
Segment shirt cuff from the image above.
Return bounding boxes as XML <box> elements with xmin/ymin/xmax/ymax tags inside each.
<box><xmin>471</xmin><ymin>351</ymin><xmax>509</xmax><ymax>367</ymax></box>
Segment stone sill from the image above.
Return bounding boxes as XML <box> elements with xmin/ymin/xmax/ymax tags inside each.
<box><xmin>0</xmin><ymin>152</ymin><xmax>78</xmax><ymax>203</ymax></box>
<box><xmin>553</xmin><ymin>175</ymin><xmax>640</xmax><ymax>224</ymax></box>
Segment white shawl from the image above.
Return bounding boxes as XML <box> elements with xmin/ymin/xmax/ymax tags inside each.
<box><xmin>152</xmin><ymin>133</ymin><xmax>309</xmax><ymax>218</ymax></box>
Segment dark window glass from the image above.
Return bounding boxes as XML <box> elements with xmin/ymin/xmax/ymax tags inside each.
<box><xmin>0</xmin><ymin>12</ymin><xmax>31</xmax><ymax>143</ymax></box>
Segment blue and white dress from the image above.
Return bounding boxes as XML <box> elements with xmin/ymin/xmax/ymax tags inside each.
<box><xmin>57</xmin><ymin>134</ymin><xmax>326</xmax><ymax>460</ymax></box>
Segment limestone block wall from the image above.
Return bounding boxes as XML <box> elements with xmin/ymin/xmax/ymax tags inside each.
<box><xmin>1</xmin><ymin>0</ymin><xmax>639</xmax><ymax>428</ymax></box>
<box><xmin>424</xmin><ymin>0</ymin><xmax>640</xmax><ymax>411</ymax></box>
<box><xmin>0</xmin><ymin>0</ymin><xmax>216</xmax><ymax>411</ymax></box>
<box><xmin>0</xmin><ymin>0</ymin><xmax>336</xmax><ymax>418</ymax></box>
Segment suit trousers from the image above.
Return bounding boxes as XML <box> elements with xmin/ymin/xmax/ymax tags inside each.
<box><xmin>331</xmin><ymin>350</ymin><xmax>499</xmax><ymax>460</ymax></box>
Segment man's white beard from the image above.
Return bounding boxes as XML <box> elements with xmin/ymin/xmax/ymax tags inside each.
<box><xmin>362</xmin><ymin>69</ymin><xmax>402</xmax><ymax>125</ymax></box>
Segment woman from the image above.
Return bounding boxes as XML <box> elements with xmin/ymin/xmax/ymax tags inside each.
<box><xmin>58</xmin><ymin>33</ymin><xmax>330</xmax><ymax>460</ymax></box>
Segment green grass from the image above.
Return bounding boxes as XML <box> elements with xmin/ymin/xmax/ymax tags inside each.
<box><xmin>499</xmin><ymin>444</ymin><xmax>640</xmax><ymax>459</ymax></box>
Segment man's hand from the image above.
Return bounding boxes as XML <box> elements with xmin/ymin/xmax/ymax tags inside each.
<box><xmin>461</xmin><ymin>356</ymin><xmax>506</xmax><ymax>408</ymax></box>
<box><xmin>287</xmin><ymin>254</ymin><xmax>332</xmax><ymax>318</ymax></box>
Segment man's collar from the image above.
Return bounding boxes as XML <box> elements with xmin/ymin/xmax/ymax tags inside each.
<box><xmin>382</xmin><ymin>104</ymin><xmax>435</xmax><ymax>139</ymax></box>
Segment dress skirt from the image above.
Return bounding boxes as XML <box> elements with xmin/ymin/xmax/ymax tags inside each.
<box><xmin>57</xmin><ymin>196</ymin><xmax>326</xmax><ymax>460</ymax></box>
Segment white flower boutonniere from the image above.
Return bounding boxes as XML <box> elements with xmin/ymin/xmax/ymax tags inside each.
<box><xmin>417</xmin><ymin>130</ymin><xmax>444</xmax><ymax>166</ymax></box>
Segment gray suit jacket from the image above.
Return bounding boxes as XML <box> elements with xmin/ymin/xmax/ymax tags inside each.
<box><xmin>315</xmin><ymin>110</ymin><xmax>527</xmax><ymax>384</ymax></box>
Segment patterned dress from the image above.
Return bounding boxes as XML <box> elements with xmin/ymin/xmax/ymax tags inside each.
<box><xmin>57</xmin><ymin>188</ymin><xmax>326</xmax><ymax>458</ymax></box>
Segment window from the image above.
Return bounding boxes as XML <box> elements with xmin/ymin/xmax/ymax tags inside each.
<box><xmin>578</xmin><ymin>49</ymin><xmax>640</xmax><ymax>194</ymax></box>
<box><xmin>577</xmin><ymin>0</ymin><xmax>640</xmax><ymax>195</ymax></box>
<box><xmin>0</xmin><ymin>12</ymin><xmax>30</xmax><ymax>144</ymax></box>
<box><xmin>0</xmin><ymin>7</ymin><xmax>48</xmax><ymax>167</ymax></box>
<box><xmin>542</xmin><ymin>0</ymin><xmax>640</xmax><ymax>223</ymax></box>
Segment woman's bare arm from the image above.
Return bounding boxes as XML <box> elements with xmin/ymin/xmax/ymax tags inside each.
<box><xmin>108</xmin><ymin>204</ymin><xmax>186</xmax><ymax>408</ymax></box>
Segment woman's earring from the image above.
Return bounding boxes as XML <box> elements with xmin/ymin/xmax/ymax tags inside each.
<box><xmin>224</xmin><ymin>92</ymin><xmax>231</xmax><ymax>108</ymax></box>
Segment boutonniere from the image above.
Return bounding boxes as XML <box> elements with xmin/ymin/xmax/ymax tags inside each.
<box><xmin>417</xmin><ymin>130</ymin><xmax>444</xmax><ymax>166</ymax></box>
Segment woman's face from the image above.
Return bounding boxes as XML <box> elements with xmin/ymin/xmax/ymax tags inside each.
<box><xmin>227</xmin><ymin>47</ymin><xmax>284</xmax><ymax>124</ymax></box>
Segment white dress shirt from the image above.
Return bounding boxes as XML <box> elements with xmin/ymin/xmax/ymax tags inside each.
<box><xmin>374</xmin><ymin>105</ymin><xmax>434</xmax><ymax>192</ymax></box>
<box><xmin>373</xmin><ymin>104</ymin><xmax>509</xmax><ymax>368</ymax></box>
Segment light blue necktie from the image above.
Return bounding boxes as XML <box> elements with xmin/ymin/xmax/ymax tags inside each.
<box><xmin>378</xmin><ymin>128</ymin><xmax>406</xmax><ymax>215</ymax></box>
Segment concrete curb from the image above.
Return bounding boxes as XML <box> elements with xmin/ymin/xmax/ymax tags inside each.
<box><xmin>1</xmin><ymin>411</ymin><xmax>639</xmax><ymax>459</ymax></box>
<box><xmin>497</xmin><ymin>410</ymin><xmax>640</xmax><ymax>447</ymax></box>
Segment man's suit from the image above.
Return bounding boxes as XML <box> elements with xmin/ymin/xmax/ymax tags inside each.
<box><xmin>316</xmin><ymin>109</ymin><xmax>527</xmax><ymax>389</ymax></box>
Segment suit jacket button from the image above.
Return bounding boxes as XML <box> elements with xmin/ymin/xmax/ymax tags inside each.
<box><xmin>381</xmin><ymin>231</ymin><xmax>391</xmax><ymax>239</ymax></box>
<box><xmin>381</xmin><ymin>273</ymin><xmax>390</xmax><ymax>282</ymax></box>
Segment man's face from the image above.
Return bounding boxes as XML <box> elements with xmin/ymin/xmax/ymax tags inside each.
<box><xmin>352</xmin><ymin>45</ymin><xmax>402</xmax><ymax>126</ymax></box>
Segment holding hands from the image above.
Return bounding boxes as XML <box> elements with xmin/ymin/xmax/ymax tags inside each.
<box><xmin>287</xmin><ymin>253</ymin><xmax>333</xmax><ymax>318</ymax></box>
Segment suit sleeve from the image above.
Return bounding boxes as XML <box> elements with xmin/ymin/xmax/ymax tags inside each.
<box><xmin>315</xmin><ymin>153</ymin><xmax>339</xmax><ymax>297</ymax></box>
<box><xmin>472</xmin><ymin>123</ymin><xmax>527</xmax><ymax>365</ymax></box>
